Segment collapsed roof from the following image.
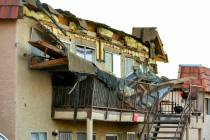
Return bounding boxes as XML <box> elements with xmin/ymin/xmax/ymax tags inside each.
<box><xmin>12</xmin><ymin>0</ymin><xmax>168</xmax><ymax>63</ymax></box>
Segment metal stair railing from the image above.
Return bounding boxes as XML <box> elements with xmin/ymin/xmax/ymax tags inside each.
<box><xmin>140</xmin><ymin>86</ymin><xmax>161</xmax><ymax>140</ymax></box>
<box><xmin>173</xmin><ymin>86</ymin><xmax>194</xmax><ymax>140</ymax></box>
<box><xmin>140</xmin><ymin>84</ymin><xmax>176</xmax><ymax>139</ymax></box>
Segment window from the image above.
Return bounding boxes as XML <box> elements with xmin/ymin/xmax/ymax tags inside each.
<box><xmin>113</xmin><ymin>54</ymin><xmax>121</xmax><ymax>78</ymax></box>
<box><xmin>125</xmin><ymin>58</ymin><xmax>134</xmax><ymax>76</ymax></box>
<box><xmin>59</xmin><ymin>132</ymin><xmax>72</xmax><ymax>140</ymax></box>
<box><xmin>76</xmin><ymin>45</ymin><xmax>95</xmax><ymax>62</ymax></box>
<box><xmin>127</xmin><ymin>132</ymin><xmax>135</xmax><ymax>140</ymax></box>
<box><xmin>206</xmin><ymin>98</ymin><xmax>210</xmax><ymax>115</ymax></box>
<box><xmin>139</xmin><ymin>62</ymin><xmax>148</xmax><ymax>73</ymax></box>
<box><xmin>30</xmin><ymin>28</ymin><xmax>46</xmax><ymax>58</ymax></box>
<box><xmin>77</xmin><ymin>132</ymin><xmax>96</xmax><ymax>140</ymax></box>
<box><xmin>31</xmin><ymin>132</ymin><xmax>47</xmax><ymax>140</ymax></box>
<box><xmin>105</xmin><ymin>52</ymin><xmax>121</xmax><ymax>77</ymax></box>
<box><xmin>105</xmin><ymin>52</ymin><xmax>113</xmax><ymax>73</ymax></box>
<box><xmin>106</xmin><ymin>134</ymin><xmax>118</xmax><ymax>140</ymax></box>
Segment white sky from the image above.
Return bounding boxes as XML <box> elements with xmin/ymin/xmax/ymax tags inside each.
<box><xmin>41</xmin><ymin>0</ymin><xmax>210</xmax><ymax>79</ymax></box>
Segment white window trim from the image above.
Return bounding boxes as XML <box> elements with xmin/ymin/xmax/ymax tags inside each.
<box><xmin>76</xmin><ymin>43</ymin><xmax>96</xmax><ymax>50</ymax></box>
<box><xmin>106</xmin><ymin>133</ymin><xmax>119</xmax><ymax>140</ymax></box>
<box><xmin>104</xmin><ymin>51</ymin><xmax>122</xmax><ymax>78</ymax></box>
<box><xmin>61</xmin><ymin>39</ymin><xmax>71</xmax><ymax>45</ymax></box>
<box><xmin>127</xmin><ymin>132</ymin><xmax>135</xmax><ymax>134</ymax></box>
<box><xmin>127</xmin><ymin>132</ymin><xmax>135</xmax><ymax>140</ymax></box>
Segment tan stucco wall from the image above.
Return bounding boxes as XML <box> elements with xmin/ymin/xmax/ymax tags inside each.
<box><xmin>69</xmin><ymin>37</ymin><xmax>128</xmax><ymax>78</ymax></box>
<box><xmin>15</xmin><ymin>17</ymin><xmax>141</xmax><ymax>140</ymax></box>
<box><xmin>0</xmin><ymin>20</ymin><xmax>17</xmax><ymax>140</ymax></box>
<box><xmin>203</xmin><ymin>93</ymin><xmax>210</xmax><ymax>139</ymax></box>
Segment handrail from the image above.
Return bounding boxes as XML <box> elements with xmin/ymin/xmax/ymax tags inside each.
<box><xmin>173</xmin><ymin>86</ymin><xmax>193</xmax><ymax>140</ymax></box>
<box><xmin>140</xmin><ymin>85</ymin><xmax>175</xmax><ymax>139</ymax></box>
<box><xmin>140</xmin><ymin>89</ymin><xmax>160</xmax><ymax>139</ymax></box>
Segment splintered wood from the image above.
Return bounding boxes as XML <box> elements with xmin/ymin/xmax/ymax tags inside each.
<box><xmin>29</xmin><ymin>40</ymin><xmax>67</xmax><ymax>69</ymax></box>
<box><xmin>28</xmin><ymin>40</ymin><xmax>65</xmax><ymax>58</ymax></box>
<box><xmin>30</xmin><ymin>57</ymin><xmax>68</xmax><ymax>69</ymax></box>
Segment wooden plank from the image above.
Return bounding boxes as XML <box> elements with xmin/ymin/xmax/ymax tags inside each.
<box><xmin>30</xmin><ymin>57</ymin><xmax>68</xmax><ymax>69</ymax></box>
<box><xmin>29</xmin><ymin>40</ymin><xmax>65</xmax><ymax>58</ymax></box>
<box><xmin>158</xmin><ymin>77</ymin><xmax>196</xmax><ymax>87</ymax></box>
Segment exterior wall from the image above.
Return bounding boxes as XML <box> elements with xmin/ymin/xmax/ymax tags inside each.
<box><xmin>69</xmin><ymin>37</ymin><xmax>128</xmax><ymax>78</ymax></box>
<box><xmin>15</xmin><ymin>17</ymin><xmax>141</xmax><ymax>140</ymax></box>
<box><xmin>15</xmin><ymin>18</ymin><xmax>53</xmax><ymax>140</ymax></box>
<box><xmin>204</xmin><ymin>93</ymin><xmax>210</xmax><ymax>140</ymax></box>
<box><xmin>0</xmin><ymin>20</ymin><xmax>17</xmax><ymax>140</ymax></box>
<box><xmin>182</xmin><ymin>92</ymin><xmax>204</xmax><ymax>140</ymax></box>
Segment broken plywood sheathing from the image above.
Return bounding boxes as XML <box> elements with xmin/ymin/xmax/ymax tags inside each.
<box><xmin>132</xmin><ymin>27</ymin><xmax>168</xmax><ymax>63</ymax></box>
<box><xmin>67</xmin><ymin>52</ymin><xmax>97</xmax><ymax>75</ymax></box>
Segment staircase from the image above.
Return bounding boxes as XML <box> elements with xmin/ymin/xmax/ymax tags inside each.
<box><xmin>141</xmin><ymin>85</ymin><xmax>194</xmax><ymax>140</ymax></box>
<box><xmin>148</xmin><ymin>113</ymin><xmax>187</xmax><ymax>140</ymax></box>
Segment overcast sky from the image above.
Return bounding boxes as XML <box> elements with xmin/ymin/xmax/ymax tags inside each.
<box><xmin>40</xmin><ymin>0</ymin><xmax>210</xmax><ymax>79</ymax></box>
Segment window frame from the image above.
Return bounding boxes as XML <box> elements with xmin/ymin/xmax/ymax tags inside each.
<box><xmin>76</xmin><ymin>132</ymin><xmax>96</xmax><ymax>140</ymax></box>
<box><xmin>59</xmin><ymin>131</ymin><xmax>72</xmax><ymax>140</ymax></box>
<box><xmin>206</xmin><ymin>98</ymin><xmax>210</xmax><ymax>115</ymax></box>
<box><xmin>127</xmin><ymin>132</ymin><xmax>135</xmax><ymax>140</ymax></box>
<box><xmin>112</xmin><ymin>53</ymin><xmax>121</xmax><ymax>78</ymax></box>
<box><xmin>30</xmin><ymin>28</ymin><xmax>47</xmax><ymax>58</ymax></box>
<box><xmin>106</xmin><ymin>134</ymin><xmax>118</xmax><ymax>140</ymax></box>
<box><xmin>139</xmin><ymin>62</ymin><xmax>148</xmax><ymax>73</ymax></box>
<box><xmin>125</xmin><ymin>57</ymin><xmax>134</xmax><ymax>76</ymax></box>
<box><xmin>105</xmin><ymin>51</ymin><xmax>114</xmax><ymax>73</ymax></box>
<box><xmin>104</xmin><ymin>52</ymin><xmax>121</xmax><ymax>77</ymax></box>
<box><xmin>75</xmin><ymin>44</ymin><xmax>96</xmax><ymax>63</ymax></box>
<box><xmin>31</xmin><ymin>132</ymin><xmax>48</xmax><ymax>140</ymax></box>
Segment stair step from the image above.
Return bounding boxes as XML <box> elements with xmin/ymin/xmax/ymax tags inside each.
<box><xmin>153</xmin><ymin>125</ymin><xmax>184</xmax><ymax>128</ymax></box>
<box><xmin>159</xmin><ymin>114</ymin><xmax>187</xmax><ymax>118</ymax></box>
<box><xmin>154</xmin><ymin>120</ymin><xmax>182</xmax><ymax>124</ymax></box>
<box><xmin>148</xmin><ymin>136</ymin><xmax>180</xmax><ymax>139</ymax></box>
<box><xmin>151</xmin><ymin>131</ymin><xmax>182</xmax><ymax>134</ymax></box>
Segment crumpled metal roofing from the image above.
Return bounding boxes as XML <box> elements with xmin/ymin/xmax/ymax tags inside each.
<box><xmin>0</xmin><ymin>0</ymin><xmax>21</xmax><ymax>19</ymax></box>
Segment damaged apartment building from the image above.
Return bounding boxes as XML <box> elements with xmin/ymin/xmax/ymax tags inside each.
<box><xmin>0</xmin><ymin>0</ymin><xmax>205</xmax><ymax>140</ymax></box>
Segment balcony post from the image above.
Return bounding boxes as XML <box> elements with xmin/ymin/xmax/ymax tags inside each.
<box><xmin>186</xmin><ymin>126</ymin><xmax>191</xmax><ymax>140</ymax></box>
<box><xmin>87</xmin><ymin>118</ymin><xmax>93</xmax><ymax>140</ymax></box>
<box><xmin>199</xmin><ymin>128</ymin><xmax>203</xmax><ymax>140</ymax></box>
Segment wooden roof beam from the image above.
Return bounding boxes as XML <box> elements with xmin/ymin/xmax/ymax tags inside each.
<box><xmin>29</xmin><ymin>40</ymin><xmax>65</xmax><ymax>58</ymax></box>
<box><xmin>30</xmin><ymin>57</ymin><xmax>68</xmax><ymax>69</ymax></box>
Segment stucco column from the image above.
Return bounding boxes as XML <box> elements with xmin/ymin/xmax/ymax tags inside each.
<box><xmin>87</xmin><ymin>118</ymin><xmax>93</xmax><ymax>140</ymax></box>
<box><xmin>186</xmin><ymin>126</ymin><xmax>191</xmax><ymax>140</ymax></box>
<box><xmin>199</xmin><ymin>128</ymin><xmax>203</xmax><ymax>140</ymax></box>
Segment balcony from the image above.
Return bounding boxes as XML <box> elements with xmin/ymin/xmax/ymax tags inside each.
<box><xmin>52</xmin><ymin>77</ymin><xmax>145</xmax><ymax>122</ymax></box>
